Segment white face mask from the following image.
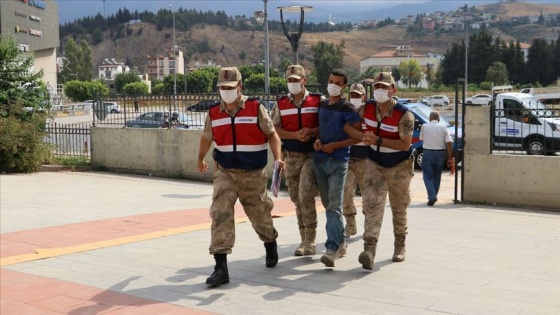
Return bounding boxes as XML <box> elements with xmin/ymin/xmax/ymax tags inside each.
<box><xmin>287</xmin><ymin>82</ymin><xmax>303</xmax><ymax>95</ymax></box>
<box><xmin>327</xmin><ymin>84</ymin><xmax>342</xmax><ymax>97</ymax></box>
<box><xmin>220</xmin><ymin>89</ymin><xmax>238</xmax><ymax>104</ymax></box>
<box><xmin>349</xmin><ymin>98</ymin><xmax>364</xmax><ymax>108</ymax></box>
<box><xmin>373</xmin><ymin>89</ymin><xmax>390</xmax><ymax>103</ymax></box>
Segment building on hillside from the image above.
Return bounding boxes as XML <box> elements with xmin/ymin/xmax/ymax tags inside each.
<box><xmin>360</xmin><ymin>46</ymin><xmax>443</xmax><ymax>88</ymax></box>
<box><xmin>145</xmin><ymin>49</ymin><xmax>185</xmax><ymax>80</ymax></box>
<box><xmin>422</xmin><ymin>19</ymin><xmax>435</xmax><ymax>31</ymax></box>
<box><xmin>0</xmin><ymin>0</ymin><xmax>59</xmax><ymax>87</ymax></box>
<box><xmin>99</xmin><ymin>58</ymin><xmax>130</xmax><ymax>80</ymax></box>
<box><xmin>98</xmin><ymin>58</ymin><xmax>130</xmax><ymax>94</ymax></box>
<box><xmin>360</xmin><ymin>46</ymin><xmax>443</xmax><ymax>73</ymax></box>
<box><xmin>519</xmin><ymin>42</ymin><xmax>531</xmax><ymax>62</ymax></box>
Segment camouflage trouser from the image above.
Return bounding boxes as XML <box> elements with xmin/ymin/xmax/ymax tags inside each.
<box><xmin>284</xmin><ymin>152</ymin><xmax>318</xmax><ymax>229</ymax></box>
<box><xmin>362</xmin><ymin>158</ymin><xmax>414</xmax><ymax>243</ymax></box>
<box><xmin>209</xmin><ymin>167</ymin><xmax>278</xmax><ymax>255</ymax></box>
<box><xmin>343</xmin><ymin>158</ymin><xmax>366</xmax><ymax>219</ymax></box>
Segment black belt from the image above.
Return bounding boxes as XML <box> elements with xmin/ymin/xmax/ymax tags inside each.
<box><xmin>423</xmin><ymin>149</ymin><xmax>444</xmax><ymax>151</ymax></box>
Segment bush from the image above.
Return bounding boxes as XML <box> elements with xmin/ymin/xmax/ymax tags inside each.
<box><xmin>0</xmin><ymin>112</ymin><xmax>52</xmax><ymax>173</ymax></box>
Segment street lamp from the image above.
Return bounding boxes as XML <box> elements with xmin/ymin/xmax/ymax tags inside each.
<box><xmin>277</xmin><ymin>5</ymin><xmax>313</xmax><ymax>64</ymax></box>
<box><xmin>464</xmin><ymin>2</ymin><xmax>469</xmax><ymax>97</ymax></box>
<box><xmin>169</xmin><ymin>5</ymin><xmax>177</xmax><ymax>110</ymax></box>
<box><xmin>255</xmin><ymin>0</ymin><xmax>270</xmax><ymax>98</ymax></box>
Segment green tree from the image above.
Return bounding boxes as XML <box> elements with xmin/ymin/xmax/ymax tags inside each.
<box><xmin>61</xmin><ymin>38</ymin><xmax>94</xmax><ymax>82</ymax></box>
<box><xmin>92</xmin><ymin>28</ymin><xmax>104</xmax><ymax>45</ymax></box>
<box><xmin>391</xmin><ymin>66</ymin><xmax>401</xmax><ymax>84</ymax></box>
<box><xmin>526</xmin><ymin>38</ymin><xmax>554</xmax><ymax>86</ymax></box>
<box><xmin>359</xmin><ymin>66</ymin><xmax>379</xmax><ymax>80</ymax></box>
<box><xmin>122</xmin><ymin>82</ymin><xmax>149</xmax><ymax>96</ymax></box>
<box><xmin>311</xmin><ymin>41</ymin><xmax>345</xmax><ymax>85</ymax></box>
<box><xmin>115</xmin><ymin>70</ymin><xmax>141</xmax><ymax>93</ymax></box>
<box><xmin>0</xmin><ymin>36</ymin><xmax>51</xmax><ymax>173</ymax></box>
<box><xmin>485</xmin><ymin>61</ymin><xmax>509</xmax><ymax>85</ymax></box>
<box><xmin>399</xmin><ymin>59</ymin><xmax>423</xmax><ymax>88</ymax></box>
<box><xmin>64</xmin><ymin>80</ymin><xmax>109</xmax><ymax>101</ymax></box>
<box><xmin>78</xmin><ymin>39</ymin><xmax>94</xmax><ymax>81</ymax></box>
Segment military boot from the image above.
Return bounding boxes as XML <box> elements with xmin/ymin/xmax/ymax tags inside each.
<box><xmin>392</xmin><ymin>234</ymin><xmax>406</xmax><ymax>262</ymax></box>
<box><xmin>206</xmin><ymin>253</ymin><xmax>229</xmax><ymax>287</ymax></box>
<box><xmin>358</xmin><ymin>240</ymin><xmax>377</xmax><ymax>270</ymax></box>
<box><xmin>303</xmin><ymin>228</ymin><xmax>316</xmax><ymax>256</ymax></box>
<box><xmin>344</xmin><ymin>216</ymin><xmax>357</xmax><ymax>238</ymax></box>
<box><xmin>294</xmin><ymin>228</ymin><xmax>306</xmax><ymax>256</ymax></box>
<box><xmin>264</xmin><ymin>240</ymin><xmax>278</xmax><ymax>268</ymax></box>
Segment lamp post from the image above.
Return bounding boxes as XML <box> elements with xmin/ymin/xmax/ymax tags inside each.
<box><xmin>464</xmin><ymin>2</ymin><xmax>469</xmax><ymax>97</ymax></box>
<box><xmin>255</xmin><ymin>0</ymin><xmax>270</xmax><ymax>98</ymax></box>
<box><xmin>169</xmin><ymin>5</ymin><xmax>177</xmax><ymax>110</ymax></box>
<box><xmin>277</xmin><ymin>5</ymin><xmax>313</xmax><ymax>64</ymax></box>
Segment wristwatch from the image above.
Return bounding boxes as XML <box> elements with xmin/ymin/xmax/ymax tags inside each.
<box><xmin>376</xmin><ymin>137</ymin><xmax>383</xmax><ymax>146</ymax></box>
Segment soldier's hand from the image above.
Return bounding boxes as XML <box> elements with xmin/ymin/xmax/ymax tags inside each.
<box><xmin>275</xmin><ymin>160</ymin><xmax>286</xmax><ymax>176</ymax></box>
<box><xmin>297</xmin><ymin>128</ymin><xmax>311</xmax><ymax>142</ymax></box>
<box><xmin>198</xmin><ymin>160</ymin><xmax>208</xmax><ymax>173</ymax></box>
<box><xmin>362</xmin><ymin>131</ymin><xmax>375</xmax><ymax>146</ymax></box>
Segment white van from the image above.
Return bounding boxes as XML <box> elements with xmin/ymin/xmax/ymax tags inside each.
<box><xmin>494</xmin><ymin>92</ymin><xmax>560</xmax><ymax>155</ymax></box>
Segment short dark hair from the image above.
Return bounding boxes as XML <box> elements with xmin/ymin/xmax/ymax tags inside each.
<box><xmin>330</xmin><ymin>68</ymin><xmax>348</xmax><ymax>85</ymax></box>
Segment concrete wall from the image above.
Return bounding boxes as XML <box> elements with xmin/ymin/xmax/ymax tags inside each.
<box><xmin>91</xmin><ymin>127</ymin><xmax>275</xmax><ymax>181</ymax></box>
<box><xmin>463</xmin><ymin>106</ymin><xmax>560</xmax><ymax>210</ymax></box>
<box><xmin>91</xmin><ymin>110</ymin><xmax>560</xmax><ymax>210</ymax></box>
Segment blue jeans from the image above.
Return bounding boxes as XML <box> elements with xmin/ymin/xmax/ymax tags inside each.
<box><xmin>422</xmin><ymin>150</ymin><xmax>446</xmax><ymax>201</ymax></box>
<box><xmin>312</xmin><ymin>158</ymin><xmax>348</xmax><ymax>252</ymax></box>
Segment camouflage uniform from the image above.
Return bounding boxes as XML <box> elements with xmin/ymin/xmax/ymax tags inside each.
<box><xmin>357</xmin><ymin>79</ymin><xmax>415</xmax><ymax>269</ymax></box>
<box><xmin>362</xmin><ymin>157</ymin><xmax>414</xmax><ymax>243</ymax></box>
<box><xmin>282</xmin><ymin>152</ymin><xmax>318</xmax><ymax>229</ymax></box>
<box><xmin>272</xmin><ymin>65</ymin><xmax>321</xmax><ymax>256</ymax></box>
<box><xmin>271</xmin><ymin>90</ymin><xmax>318</xmax><ymax>231</ymax></box>
<box><xmin>343</xmin><ymin>157</ymin><xmax>366</xmax><ymax>232</ymax></box>
<box><xmin>203</xmin><ymin>95</ymin><xmax>279</xmax><ymax>255</ymax></box>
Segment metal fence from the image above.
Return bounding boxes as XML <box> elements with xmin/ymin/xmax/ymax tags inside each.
<box><xmin>44</xmin><ymin>123</ymin><xmax>91</xmax><ymax>158</ymax></box>
<box><xmin>91</xmin><ymin>93</ymin><xmax>281</xmax><ymax>129</ymax></box>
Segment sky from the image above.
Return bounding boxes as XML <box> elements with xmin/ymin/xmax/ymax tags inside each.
<box><xmin>54</xmin><ymin>0</ymin><xmax>560</xmax><ymax>24</ymax></box>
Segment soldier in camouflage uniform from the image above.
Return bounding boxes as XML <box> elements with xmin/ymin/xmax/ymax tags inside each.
<box><xmin>271</xmin><ymin>65</ymin><xmax>320</xmax><ymax>256</ymax></box>
<box><xmin>344</xmin><ymin>72</ymin><xmax>414</xmax><ymax>270</ymax></box>
<box><xmin>197</xmin><ymin>67</ymin><xmax>285</xmax><ymax>287</ymax></box>
<box><xmin>343</xmin><ymin>83</ymin><xmax>368</xmax><ymax>238</ymax></box>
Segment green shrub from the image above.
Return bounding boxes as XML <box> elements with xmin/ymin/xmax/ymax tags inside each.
<box><xmin>0</xmin><ymin>113</ymin><xmax>52</xmax><ymax>173</ymax></box>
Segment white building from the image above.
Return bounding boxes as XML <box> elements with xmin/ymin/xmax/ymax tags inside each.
<box><xmin>98</xmin><ymin>58</ymin><xmax>130</xmax><ymax>80</ymax></box>
<box><xmin>145</xmin><ymin>49</ymin><xmax>185</xmax><ymax>80</ymax></box>
<box><xmin>359</xmin><ymin>46</ymin><xmax>443</xmax><ymax>74</ymax></box>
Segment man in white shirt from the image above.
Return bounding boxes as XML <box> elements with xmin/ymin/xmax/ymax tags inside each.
<box><xmin>419</xmin><ymin>111</ymin><xmax>454</xmax><ymax>206</ymax></box>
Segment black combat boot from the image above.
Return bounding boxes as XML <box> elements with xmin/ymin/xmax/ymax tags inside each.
<box><xmin>264</xmin><ymin>240</ymin><xmax>278</xmax><ymax>268</ymax></box>
<box><xmin>206</xmin><ymin>253</ymin><xmax>229</xmax><ymax>287</ymax></box>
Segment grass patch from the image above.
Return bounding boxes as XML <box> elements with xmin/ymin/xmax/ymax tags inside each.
<box><xmin>51</xmin><ymin>156</ymin><xmax>91</xmax><ymax>167</ymax></box>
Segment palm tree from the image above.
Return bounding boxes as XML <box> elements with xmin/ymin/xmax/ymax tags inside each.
<box><xmin>399</xmin><ymin>59</ymin><xmax>423</xmax><ymax>88</ymax></box>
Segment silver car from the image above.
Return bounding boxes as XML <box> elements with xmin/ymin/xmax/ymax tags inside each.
<box><xmin>126</xmin><ymin>111</ymin><xmax>200</xmax><ymax>129</ymax></box>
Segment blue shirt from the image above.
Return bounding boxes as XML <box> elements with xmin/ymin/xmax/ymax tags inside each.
<box><xmin>314</xmin><ymin>98</ymin><xmax>361</xmax><ymax>162</ymax></box>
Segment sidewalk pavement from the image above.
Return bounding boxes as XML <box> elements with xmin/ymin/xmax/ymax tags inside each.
<box><xmin>1</xmin><ymin>170</ymin><xmax>559</xmax><ymax>315</ymax></box>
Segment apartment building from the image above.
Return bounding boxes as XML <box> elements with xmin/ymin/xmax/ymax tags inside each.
<box><xmin>145</xmin><ymin>49</ymin><xmax>184</xmax><ymax>80</ymax></box>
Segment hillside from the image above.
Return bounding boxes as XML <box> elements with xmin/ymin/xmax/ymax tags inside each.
<box><xmin>74</xmin><ymin>2</ymin><xmax>558</xmax><ymax>76</ymax></box>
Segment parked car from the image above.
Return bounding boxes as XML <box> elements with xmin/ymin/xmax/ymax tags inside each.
<box><xmin>126</xmin><ymin>111</ymin><xmax>200</xmax><ymax>129</ymax></box>
<box><xmin>465</xmin><ymin>94</ymin><xmax>492</xmax><ymax>106</ymax></box>
<box><xmin>406</xmin><ymin>103</ymin><xmax>463</xmax><ymax>169</ymax></box>
<box><xmin>421</xmin><ymin>95</ymin><xmax>450</xmax><ymax>107</ymax></box>
<box><xmin>187</xmin><ymin>100</ymin><xmax>218</xmax><ymax>112</ymax></box>
<box><xmin>392</xmin><ymin>96</ymin><xmax>412</xmax><ymax>104</ymax></box>
<box><xmin>84</xmin><ymin>100</ymin><xmax>121</xmax><ymax>113</ymax></box>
